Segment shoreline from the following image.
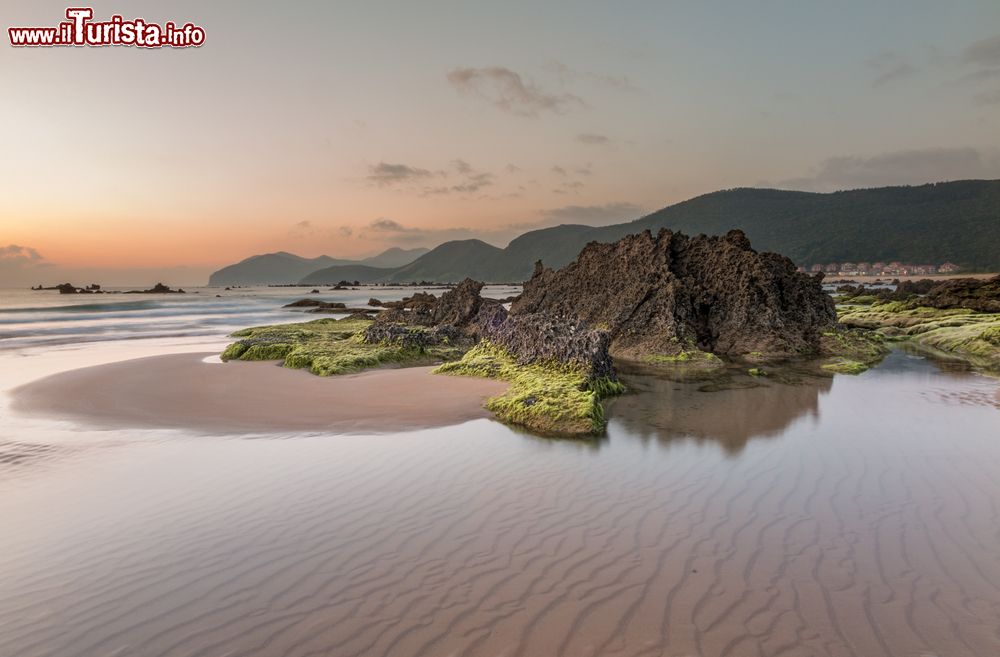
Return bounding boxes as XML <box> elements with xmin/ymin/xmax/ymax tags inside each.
<box><xmin>10</xmin><ymin>353</ymin><xmax>508</xmax><ymax>435</ymax></box>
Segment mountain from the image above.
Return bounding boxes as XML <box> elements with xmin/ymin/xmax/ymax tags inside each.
<box><xmin>208</xmin><ymin>247</ymin><xmax>428</xmax><ymax>286</ymax></box>
<box><xmin>301</xmin><ymin>240</ymin><xmax>504</xmax><ymax>284</ymax></box>
<box><xmin>298</xmin><ymin>264</ymin><xmax>396</xmax><ymax>285</ymax></box>
<box><xmin>215</xmin><ymin>180</ymin><xmax>1000</xmax><ymax>286</ymax></box>
<box><xmin>476</xmin><ymin>179</ymin><xmax>1000</xmax><ymax>279</ymax></box>
<box><xmin>359</xmin><ymin>247</ymin><xmax>430</xmax><ymax>268</ymax></box>
<box><xmin>208</xmin><ymin>252</ymin><xmax>352</xmax><ymax>286</ymax></box>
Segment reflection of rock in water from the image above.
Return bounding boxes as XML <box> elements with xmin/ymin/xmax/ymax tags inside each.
<box><xmin>608</xmin><ymin>365</ymin><xmax>833</xmax><ymax>454</ymax></box>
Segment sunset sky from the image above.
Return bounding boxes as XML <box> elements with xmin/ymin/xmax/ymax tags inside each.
<box><xmin>2</xmin><ymin>0</ymin><xmax>1000</xmax><ymax>285</ymax></box>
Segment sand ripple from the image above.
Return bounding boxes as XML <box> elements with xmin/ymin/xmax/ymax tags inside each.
<box><xmin>0</xmin><ymin>356</ymin><xmax>998</xmax><ymax>656</ymax></box>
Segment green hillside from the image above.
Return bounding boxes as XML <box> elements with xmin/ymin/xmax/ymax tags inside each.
<box><xmin>214</xmin><ymin>180</ymin><xmax>1000</xmax><ymax>285</ymax></box>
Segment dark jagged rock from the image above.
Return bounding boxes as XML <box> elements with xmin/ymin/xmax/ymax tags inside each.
<box><xmin>482</xmin><ymin>312</ymin><xmax>616</xmax><ymax>381</ymax></box>
<box><xmin>362</xmin><ymin>321</ymin><xmax>460</xmax><ymax>349</ymax></box>
<box><xmin>375</xmin><ymin>281</ymin><xmax>486</xmax><ymax>329</ymax></box>
<box><xmin>283</xmin><ymin>299</ymin><xmax>346</xmax><ymax>309</ymax></box>
<box><xmin>368</xmin><ymin>298</ymin><xmax>383</xmax><ymax>307</ymax></box>
<box><xmin>377</xmin><ymin>292</ymin><xmax>438</xmax><ymax>326</ymax></box>
<box><xmin>57</xmin><ymin>283</ymin><xmax>83</xmax><ymax>294</ymax></box>
<box><xmin>431</xmin><ymin>278</ymin><xmax>483</xmax><ymax>327</ymax></box>
<box><xmin>124</xmin><ymin>283</ymin><xmax>185</xmax><ymax>294</ymax></box>
<box><xmin>512</xmin><ymin>229</ymin><xmax>837</xmax><ymax>359</ymax></box>
<box><xmin>474</xmin><ymin>302</ymin><xmax>509</xmax><ymax>338</ymax></box>
<box><xmin>920</xmin><ymin>275</ymin><xmax>1000</xmax><ymax>313</ymax></box>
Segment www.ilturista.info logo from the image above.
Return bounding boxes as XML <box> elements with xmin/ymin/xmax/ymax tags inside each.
<box><xmin>8</xmin><ymin>7</ymin><xmax>205</xmax><ymax>48</ymax></box>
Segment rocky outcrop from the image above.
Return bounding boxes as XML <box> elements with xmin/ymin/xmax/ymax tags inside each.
<box><xmin>362</xmin><ymin>322</ymin><xmax>459</xmax><ymax>349</ymax></box>
<box><xmin>124</xmin><ymin>283</ymin><xmax>185</xmax><ymax>294</ymax></box>
<box><xmin>283</xmin><ymin>299</ymin><xmax>347</xmax><ymax>309</ymax></box>
<box><xmin>377</xmin><ymin>292</ymin><xmax>438</xmax><ymax>325</ymax></box>
<box><xmin>512</xmin><ymin>229</ymin><xmax>836</xmax><ymax>359</ymax></box>
<box><xmin>920</xmin><ymin>275</ymin><xmax>1000</xmax><ymax>313</ymax></box>
<box><xmin>374</xmin><ymin>279</ymin><xmax>487</xmax><ymax>330</ymax></box>
<box><xmin>481</xmin><ymin>313</ymin><xmax>615</xmax><ymax>380</ymax></box>
<box><xmin>432</xmin><ymin>278</ymin><xmax>484</xmax><ymax>327</ymax></box>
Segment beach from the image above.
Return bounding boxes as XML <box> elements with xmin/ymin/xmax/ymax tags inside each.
<box><xmin>2</xmin><ymin>289</ymin><xmax>999</xmax><ymax>657</ymax></box>
<box><xmin>12</xmin><ymin>354</ymin><xmax>507</xmax><ymax>434</ymax></box>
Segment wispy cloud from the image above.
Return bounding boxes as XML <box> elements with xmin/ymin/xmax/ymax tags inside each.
<box><xmin>960</xmin><ymin>35</ymin><xmax>1000</xmax><ymax>104</ymax></box>
<box><xmin>364</xmin><ymin>159</ymin><xmax>498</xmax><ymax>195</ymax></box>
<box><xmin>963</xmin><ymin>35</ymin><xmax>1000</xmax><ymax>68</ymax></box>
<box><xmin>576</xmin><ymin>133</ymin><xmax>611</xmax><ymax>145</ymax></box>
<box><xmin>446</xmin><ymin>66</ymin><xmax>585</xmax><ymax>117</ymax></box>
<box><xmin>367</xmin><ymin>162</ymin><xmax>434</xmax><ymax>186</ymax></box>
<box><xmin>867</xmin><ymin>51</ymin><xmax>917</xmax><ymax>88</ymax></box>
<box><xmin>288</xmin><ymin>220</ymin><xmax>317</xmax><ymax>238</ymax></box>
<box><xmin>769</xmin><ymin>147</ymin><xmax>1000</xmax><ymax>192</ymax></box>
<box><xmin>546</xmin><ymin>61</ymin><xmax>641</xmax><ymax>93</ymax></box>
<box><xmin>873</xmin><ymin>61</ymin><xmax>916</xmax><ymax>88</ymax></box>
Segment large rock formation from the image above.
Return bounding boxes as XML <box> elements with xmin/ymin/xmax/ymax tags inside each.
<box><xmin>512</xmin><ymin>229</ymin><xmax>836</xmax><ymax>359</ymax></box>
<box><xmin>919</xmin><ymin>275</ymin><xmax>1000</xmax><ymax>313</ymax></box>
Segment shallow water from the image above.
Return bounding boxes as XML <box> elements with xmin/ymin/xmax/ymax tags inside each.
<box><xmin>0</xmin><ymin>285</ymin><xmax>521</xmax><ymax>351</ymax></box>
<box><xmin>1</xmin><ymin>290</ymin><xmax>998</xmax><ymax>657</ymax></box>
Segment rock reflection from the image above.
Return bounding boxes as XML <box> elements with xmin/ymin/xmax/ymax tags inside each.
<box><xmin>608</xmin><ymin>363</ymin><xmax>833</xmax><ymax>454</ymax></box>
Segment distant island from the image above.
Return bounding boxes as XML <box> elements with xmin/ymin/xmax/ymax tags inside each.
<box><xmin>31</xmin><ymin>282</ymin><xmax>186</xmax><ymax>295</ymax></box>
<box><xmin>209</xmin><ymin>180</ymin><xmax>1000</xmax><ymax>286</ymax></box>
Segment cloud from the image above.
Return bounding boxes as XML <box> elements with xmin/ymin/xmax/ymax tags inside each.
<box><xmin>0</xmin><ymin>244</ymin><xmax>43</xmax><ymax>263</ymax></box>
<box><xmin>451</xmin><ymin>159</ymin><xmax>474</xmax><ymax>175</ymax></box>
<box><xmin>964</xmin><ymin>35</ymin><xmax>1000</xmax><ymax>68</ymax></box>
<box><xmin>288</xmin><ymin>220</ymin><xmax>317</xmax><ymax>238</ymax></box>
<box><xmin>446</xmin><ymin>66</ymin><xmax>585</xmax><ymax>117</ymax></box>
<box><xmin>957</xmin><ymin>35</ymin><xmax>1000</xmax><ymax>104</ymax></box>
<box><xmin>576</xmin><ymin>133</ymin><xmax>610</xmax><ymax>145</ymax></box>
<box><xmin>368</xmin><ymin>218</ymin><xmax>411</xmax><ymax>233</ymax></box>
<box><xmin>367</xmin><ymin>161</ymin><xmax>434</xmax><ymax>186</ymax></box>
<box><xmin>872</xmin><ymin>61</ymin><xmax>916</xmax><ymax>88</ymax></box>
<box><xmin>421</xmin><ymin>160</ymin><xmax>496</xmax><ymax>195</ymax></box>
<box><xmin>550</xmin><ymin>165</ymin><xmax>567</xmax><ymax>176</ymax></box>
<box><xmin>541</xmin><ymin>202</ymin><xmax>644</xmax><ymax>226</ymax></box>
<box><xmin>504</xmin><ymin>163</ymin><xmax>522</xmax><ymax>173</ymax></box>
<box><xmin>546</xmin><ymin>61</ymin><xmax>641</xmax><ymax>93</ymax></box>
<box><xmin>364</xmin><ymin>159</ymin><xmax>498</xmax><ymax>196</ymax></box>
<box><xmin>866</xmin><ymin>51</ymin><xmax>917</xmax><ymax>88</ymax></box>
<box><xmin>337</xmin><ymin>226</ymin><xmax>353</xmax><ymax>238</ymax></box>
<box><xmin>0</xmin><ymin>244</ymin><xmax>51</xmax><ymax>285</ymax></box>
<box><xmin>770</xmin><ymin>147</ymin><xmax>1000</xmax><ymax>192</ymax></box>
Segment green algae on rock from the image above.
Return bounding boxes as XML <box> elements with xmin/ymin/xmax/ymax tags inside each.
<box><xmin>817</xmin><ymin>327</ymin><xmax>890</xmax><ymax>375</ymax></box>
<box><xmin>839</xmin><ymin>303</ymin><xmax>1000</xmax><ymax>372</ymax></box>
<box><xmin>434</xmin><ymin>341</ymin><xmax>624</xmax><ymax>437</ymax></box>
<box><xmin>220</xmin><ymin>317</ymin><xmax>462</xmax><ymax>376</ymax></box>
<box><xmin>820</xmin><ymin>359</ymin><xmax>870</xmax><ymax>375</ymax></box>
<box><xmin>642</xmin><ymin>349</ymin><xmax>723</xmax><ymax>367</ymax></box>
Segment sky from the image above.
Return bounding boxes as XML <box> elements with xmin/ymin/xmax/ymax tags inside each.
<box><xmin>2</xmin><ymin>0</ymin><xmax>999</xmax><ymax>285</ymax></box>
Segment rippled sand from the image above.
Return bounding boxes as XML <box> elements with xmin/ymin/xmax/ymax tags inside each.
<box><xmin>1</xmin><ymin>351</ymin><xmax>998</xmax><ymax>657</ymax></box>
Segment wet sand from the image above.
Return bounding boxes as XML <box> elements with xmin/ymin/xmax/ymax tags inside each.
<box><xmin>11</xmin><ymin>353</ymin><xmax>508</xmax><ymax>434</ymax></box>
<box><xmin>2</xmin><ymin>351</ymin><xmax>999</xmax><ymax>656</ymax></box>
